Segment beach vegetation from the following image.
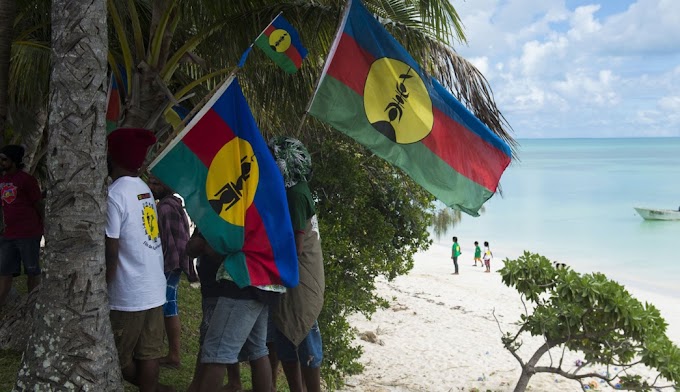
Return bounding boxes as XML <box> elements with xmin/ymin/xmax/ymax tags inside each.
<box><xmin>499</xmin><ymin>252</ymin><xmax>680</xmax><ymax>392</ymax></box>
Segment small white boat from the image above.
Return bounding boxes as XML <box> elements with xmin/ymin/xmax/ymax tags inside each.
<box><xmin>634</xmin><ymin>207</ymin><xmax>680</xmax><ymax>221</ymax></box>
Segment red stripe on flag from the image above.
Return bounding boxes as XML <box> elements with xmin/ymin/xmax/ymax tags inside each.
<box><xmin>327</xmin><ymin>33</ymin><xmax>510</xmax><ymax>191</ymax></box>
<box><xmin>106</xmin><ymin>88</ymin><xmax>120</xmax><ymax>121</ymax></box>
<box><xmin>243</xmin><ymin>206</ymin><xmax>280</xmax><ymax>285</ymax></box>
<box><xmin>182</xmin><ymin>109</ymin><xmax>236</xmax><ymax>167</ymax></box>
<box><xmin>284</xmin><ymin>46</ymin><xmax>303</xmax><ymax>68</ymax></box>
<box><xmin>327</xmin><ymin>33</ymin><xmax>374</xmax><ymax>95</ymax></box>
<box><xmin>423</xmin><ymin>108</ymin><xmax>511</xmax><ymax>192</ymax></box>
<box><xmin>263</xmin><ymin>25</ymin><xmax>275</xmax><ymax>37</ymax></box>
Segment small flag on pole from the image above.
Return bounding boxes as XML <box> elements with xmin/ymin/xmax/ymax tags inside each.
<box><xmin>239</xmin><ymin>14</ymin><xmax>307</xmax><ymax>73</ymax></box>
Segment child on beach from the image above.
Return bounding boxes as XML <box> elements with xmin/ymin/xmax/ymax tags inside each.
<box><xmin>451</xmin><ymin>236</ymin><xmax>461</xmax><ymax>275</ymax></box>
<box><xmin>473</xmin><ymin>241</ymin><xmax>482</xmax><ymax>267</ymax></box>
<box><xmin>483</xmin><ymin>241</ymin><xmax>493</xmax><ymax>273</ymax></box>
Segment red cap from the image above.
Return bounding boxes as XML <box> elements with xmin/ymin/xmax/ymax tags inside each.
<box><xmin>107</xmin><ymin>128</ymin><xmax>157</xmax><ymax>172</ymax></box>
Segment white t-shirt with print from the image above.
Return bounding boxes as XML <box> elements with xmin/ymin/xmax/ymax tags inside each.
<box><xmin>106</xmin><ymin>176</ymin><xmax>166</xmax><ymax>311</ymax></box>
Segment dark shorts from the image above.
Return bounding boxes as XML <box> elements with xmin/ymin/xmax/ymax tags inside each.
<box><xmin>274</xmin><ymin>321</ymin><xmax>323</xmax><ymax>369</ymax></box>
<box><xmin>110</xmin><ymin>306</ymin><xmax>165</xmax><ymax>369</ymax></box>
<box><xmin>0</xmin><ymin>236</ymin><xmax>41</xmax><ymax>277</ymax></box>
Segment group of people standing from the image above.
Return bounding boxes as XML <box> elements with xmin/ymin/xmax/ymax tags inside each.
<box><xmin>451</xmin><ymin>237</ymin><xmax>493</xmax><ymax>274</ymax></box>
<box><xmin>106</xmin><ymin>128</ymin><xmax>325</xmax><ymax>392</ymax></box>
<box><xmin>1</xmin><ymin>129</ymin><xmax>326</xmax><ymax>392</ymax></box>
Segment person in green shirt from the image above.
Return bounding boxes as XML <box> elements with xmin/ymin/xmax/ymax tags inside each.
<box><xmin>451</xmin><ymin>236</ymin><xmax>461</xmax><ymax>275</ymax></box>
<box><xmin>473</xmin><ymin>241</ymin><xmax>482</xmax><ymax>267</ymax></box>
<box><xmin>268</xmin><ymin>136</ymin><xmax>325</xmax><ymax>392</ymax></box>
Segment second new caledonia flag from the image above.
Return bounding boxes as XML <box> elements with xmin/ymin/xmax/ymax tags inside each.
<box><xmin>149</xmin><ymin>75</ymin><xmax>298</xmax><ymax>288</ymax></box>
<box><xmin>308</xmin><ymin>0</ymin><xmax>512</xmax><ymax>216</ymax></box>
<box><xmin>254</xmin><ymin>14</ymin><xmax>307</xmax><ymax>74</ymax></box>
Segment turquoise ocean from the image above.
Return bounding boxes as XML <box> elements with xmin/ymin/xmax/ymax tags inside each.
<box><xmin>433</xmin><ymin>137</ymin><xmax>680</xmax><ymax>297</ymax></box>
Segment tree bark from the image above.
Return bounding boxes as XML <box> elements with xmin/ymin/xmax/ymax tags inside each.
<box><xmin>14</xmin><ymin>0</ymin><xmax>122</xmax><ymax>390</ymax></box>
<box><xmin>0</xmin><ymin>288</ymin><xmax>38</xmax><ymax>351</ymax></box>
<box><xmin>513</xmin><ymin>342</ymin><xmax>553</xmax><ymax>392</ymax></box>
<box><xmin>0</xmin><ymin>0</ymin><xmax>15</xmax><ymax>139</ymax></box>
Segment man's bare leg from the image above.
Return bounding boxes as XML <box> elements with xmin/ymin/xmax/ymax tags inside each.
<box><xmin>301</xmin><ymin>366</ymin><xmax>321</xmax><ymax>392</ymax></box>
<box><xmin>224</xmin><ymin>363</ymin><xmax>242</xmax><ymax>391</ymax></box>
<box><xmin>281</xmin><ymin>361</ymin><xmax>305</xmax><ymax>392</ymax></box>
<box><xmin>122</xmin><ymin>359</ymin><xmax>175</xmax><ymax>392</ymax></box>
<box><xmin>267</xmin><ymin>342</ymin><xmax>279</xmax><ymax>391</ymax></box>
<box><xmin>0</xmin><ymin>275</ymin><xmax>12</xmax><ymax>306</ymax></box>
<box><xmin>160</xmin><ymin>315</ymin><xmax>181</xmax><ymax>368</ymax></box>
<box><xmin>198</xmin><ymin>363</ymin><xmax>227</xmax><ymax>392</ymax></box>
<box><xmin>250</xmin><ymin>356</ymin><xmax>272</xmax><ymax>392</ymax></box>
<box><xmin>26</xmin><ymin>274</ymin><xmax>40</xmax><ymax>293</ymax></box>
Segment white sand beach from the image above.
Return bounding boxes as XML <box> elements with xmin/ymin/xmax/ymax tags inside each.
<box><xmin>339</xmin><ymin>243</ymin><xmax>680</xmax><ymax>392</ymax></box>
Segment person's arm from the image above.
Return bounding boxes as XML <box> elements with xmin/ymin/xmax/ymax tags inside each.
<box><xmin>105</xmin><ymin>236</ymin><xmax>119</xmax><ymax>283</ymax></box>
<box><xmin>186</xmin><ymin>232</ymin><xmax>207</xmax><ymax>259</ymax></box>
<box><xmin>28</xmin><ymin>176</ymin><xmax>45</xmax><ymax>223</ymax></box>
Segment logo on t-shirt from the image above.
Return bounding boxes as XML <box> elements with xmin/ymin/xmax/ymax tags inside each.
<box><xmin>141</xmin><ymin>202</ymin><xmax>160</xmax><ymax>241</ymax></box>
<box><xmin>0</xmin><ymin>183</ymin><xmax>17</xmax><ymax>204</ymax></box>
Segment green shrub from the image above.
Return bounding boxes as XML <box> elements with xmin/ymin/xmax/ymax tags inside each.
<box><xmin>499</xmin><ymin>252</ymin><xmax>680</xmax><ymax>392</ymax></box>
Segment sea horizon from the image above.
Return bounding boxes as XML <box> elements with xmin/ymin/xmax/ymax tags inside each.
<box><xmin>433</xmin><ymin>136</ymin><xmax>680</xmax><ymax>299</ymax></box>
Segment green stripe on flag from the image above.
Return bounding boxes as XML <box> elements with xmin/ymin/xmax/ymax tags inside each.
<box><xmin>255</xmin><ymin>35</ymin><xmax>298</xmax><ymax>74</ymax></box>
<box><xmin>309</xmin><ymin>76</ymin><xmax>493</xmax><ymax>215</ymax></box>
<box><xmin>150</xmin><ymin>142</ymin><xmax>250</xmax><ymax>285</ymax></box>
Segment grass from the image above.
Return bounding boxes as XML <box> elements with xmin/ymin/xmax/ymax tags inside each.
<box><xmin>1</xmin><ymin>277</ymin><xmax>291</xmax><ymax>391</ymax></box>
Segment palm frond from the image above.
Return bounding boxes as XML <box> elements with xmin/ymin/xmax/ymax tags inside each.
<box><xmin>9</xmin><ymin>39</ymin><xmax>50</xmax><ymax>110</ymax></box>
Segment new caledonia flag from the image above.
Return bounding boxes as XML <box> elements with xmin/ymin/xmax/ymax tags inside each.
<box><xmin>308</xmin><ymin>0</ymin><xmax>512</xmax><ymax>216</ymax></box>
<box><xmin>239</xmin><ymin>14</ymin><xmax>307</xmax><ymax>74</ymax></box>
<box><xmin>149</xmin><ymin>75</ymin><xmax>298</xmax><ymax>288</ymax></box>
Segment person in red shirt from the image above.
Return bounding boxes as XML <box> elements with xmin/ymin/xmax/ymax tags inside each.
<box><xmin>0</xmin><ymin>145</ymin><xmax>44</xmax><ymax>306</ymax></box>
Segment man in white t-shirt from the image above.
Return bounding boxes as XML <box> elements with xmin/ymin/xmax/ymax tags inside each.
<box><xmin>105</xmin><ymin>128</ymin><xmax>173</xmax><ymax>392</ymax></box>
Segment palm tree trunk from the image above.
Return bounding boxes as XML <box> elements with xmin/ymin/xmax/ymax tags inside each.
<box><xmin>14</xmin><ymin>0</ymin><xmax>122</xmax><ymax>389</ymax></box>
<box><xmin>0</xmin><ymin>0</ymin><xmax>15</xmax><ymax>139</ymax></box>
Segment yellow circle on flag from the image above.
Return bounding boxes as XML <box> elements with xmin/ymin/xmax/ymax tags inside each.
<box><xmin>364</xmin><ymin>58</ymin><xmax>434</xmax><ymax>144</ymax></box>
<box><xmin>269</xmin><ymin>29</ymin><xmax>291</xmax><ymax>53</ymax></box>
<box><xmin>206</xmin><ymin>138</ymin><xmax>259</xmax><ymax>226</ymax></box>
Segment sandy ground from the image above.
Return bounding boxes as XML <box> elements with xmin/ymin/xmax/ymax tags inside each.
<box><xmin>338</xmin><ymin>244</ymin><xmax>680</xmax><ymax>392</ymax></box>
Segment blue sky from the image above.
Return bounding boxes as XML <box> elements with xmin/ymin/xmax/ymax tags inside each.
<box><xmin>451</xmin><ymin>0</ymin><xmax>680</xmax><ymax>138</ymax></box>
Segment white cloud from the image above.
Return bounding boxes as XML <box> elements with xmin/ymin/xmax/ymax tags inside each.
<box><xmin>658</xmin><ymin>96</ymin><xmax>680</xmax><ymax>111</ymax></box>
<box><xmin>518</xmin><ymin>37</ymin><xmax>568</xmax><ymax>76</ymax></box>
<box><xmin>599</xmin><ymin>0</ymin><xmax>680</xmax><ymax>55</ymax></box>
<box><xmin>451</xmin><ymin>0</ymin><xmax>680</xmax><ymax>137</ymax></box>
<box><xmin>552</xmin><ymin>70</ymin><xmax>620</xmax><ymax>106</ymax></box>
<box><xmin>466</xmin><ymin>56</ymin><xmax>490</xmax><ymax>76</ymax></box>
<box><xmin>567</xmin><ymin>5</ymin><xmax>602</xmax><ymax>41</ymax></box>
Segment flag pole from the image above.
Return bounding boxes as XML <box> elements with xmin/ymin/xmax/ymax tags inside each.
<box><xmin>295</xmin><ymin>0</ymin><xmax>352</xmax><ymax>134</ymax></box>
